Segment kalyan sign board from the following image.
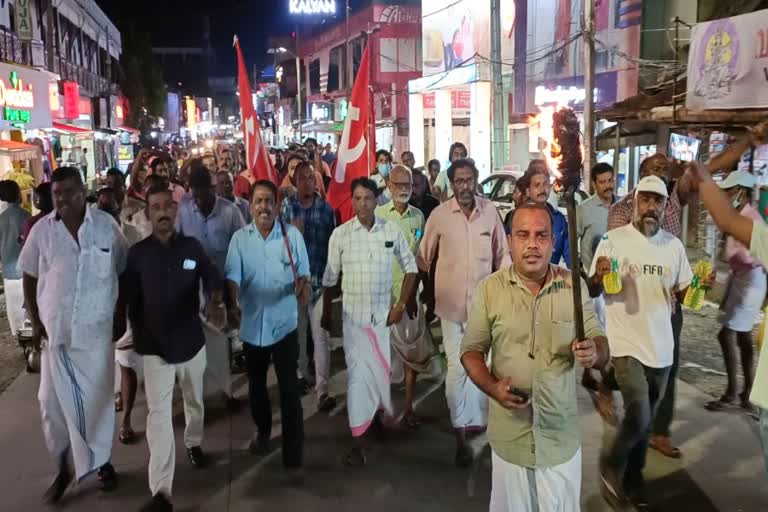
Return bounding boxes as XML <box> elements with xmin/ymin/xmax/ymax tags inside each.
<box><xmin>289</xmin><ymin>0</ymin><xmax>336</xmax><ymax>15</ymax></box>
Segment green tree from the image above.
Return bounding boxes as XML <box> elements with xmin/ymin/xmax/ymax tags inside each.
<box><xmin>120</xmin><ymin>27</ymin><xmax>165</xmax><ymax>129</ymax></box>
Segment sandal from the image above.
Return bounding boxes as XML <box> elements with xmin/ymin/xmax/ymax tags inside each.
<box><xmin>344</xmin><ymin>447</ymin><xmax>367</xmax><ymax>467</ymax></box>
<box><xmin>119</xmin><ymin>426</ymin><xmax>136</xmax><ymax>445</ymax></box>
<box><xmin>704</xmin><ymin>395</ymin><xmax>737</xmax><ymax>412</ymax></box>
<box><xmin>649</xmin><ymin>436</ymin><xmax>682</xmax><ymax>459</ymax></box>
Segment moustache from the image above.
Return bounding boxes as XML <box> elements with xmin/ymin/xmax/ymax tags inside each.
<box><xmin>522</xmin><ymin>250</ymin><xmax>542</xmax><ymax>258</ymax></box>
<box><xmin>158</xmin><ymin>216</ymin><xmax>171</xmax><ymax>223</ymax></box>
<box><xmin>642</xmin><ymin>213</ymin><xmax>659</xmax><ymax>222</ymax></box>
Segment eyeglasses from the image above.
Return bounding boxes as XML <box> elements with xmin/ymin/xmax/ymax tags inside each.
<box><xmin>453</xmin><ymin>178</ymin><xmax>475</xmax><ymax>188</ymax></box>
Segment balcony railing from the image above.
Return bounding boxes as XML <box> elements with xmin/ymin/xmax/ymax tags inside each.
<box><xmin>0</xmin><ymin>28</ymin><xmax>46</xmax><ymax>68</ymax></box>
<box><xmin>0</xmin><ymin>27</ymin><xmax>118</xmax><ymax>96</ymax></box>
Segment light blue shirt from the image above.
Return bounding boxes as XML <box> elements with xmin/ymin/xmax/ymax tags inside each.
<box><xmin>176</xmin><ymin>196</ymin><xmax>245</xmax><ymax>274</ymax></box>
<box><xmin>225</xmin><ymin>221</ymin><xmax>310</xmax><ymax>347</ymax></box>
<box><xmin>576</xmin><ymin>193</ymin><xmax>618</xmax><ymax>272</ymax></box>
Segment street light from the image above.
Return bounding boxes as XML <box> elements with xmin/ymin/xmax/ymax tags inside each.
<box><xmin>268</xmin><ymin>46</ymin><xmax>302</xmax><ymax>140</ymax></box>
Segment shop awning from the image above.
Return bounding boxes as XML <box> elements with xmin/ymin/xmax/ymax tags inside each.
<box><xmin>0</xmin><ymin>140</ymin><xmax>41</xmax><ymax>161</ymax></box>
<box><xmin>51</xmin><ymin>122</ymin><xmax>93</xmax><ymax>134</ymax></box>
<box><xmin>300</xmin><ymin>121</ymin><xmax>344</xmax><ymax>133</ymax></box>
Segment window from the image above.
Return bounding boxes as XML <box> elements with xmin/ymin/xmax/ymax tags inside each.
<box><xmin>351</xmin><ymin>35</ymin><xmax>368</xmax><ymax>78</ymax></box>
<box><xmin>481</xmin><ymin>177</ymin><xmax>499</xmax><ymax>198</ymax></box>
<box><xmin>309</xmin><ymin>58</ymin><xmax>321</xmax><ymax>94</ymax></box>
<box><xmin>328</xmin><ymin>45</ymin><xmax>342</xmax><ymax>92</ymax></box>
<box><xmin>494</xmin><ymin>178</ymin><xmax>517</xmax><ymax>203</ymax></box>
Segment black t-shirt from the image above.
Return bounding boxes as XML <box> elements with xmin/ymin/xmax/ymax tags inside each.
<box><xmin>410</xmin><ymin>194</ymin><xmax>440</xmax><ymax>221</ymax></box>
<box><xmin>124</xmin><ymin>234</ymin><xmax>223</xmax><ymax>364</ymax></box>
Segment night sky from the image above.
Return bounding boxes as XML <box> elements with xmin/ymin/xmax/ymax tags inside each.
<box><xmin>97</xmin><ymin>0</ymin><xmax>368</xmax><ymax>77</ymax></box>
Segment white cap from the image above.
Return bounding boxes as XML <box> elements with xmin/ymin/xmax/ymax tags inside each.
<box><xmin>635</xmin><ymin>175</ymin><xmax>669</xmax><ymax>198</ymax></box>
<box><xmin>718</xmin><ymin>170</ymin><xmax>756</xmax><ymax>190</ymax></box>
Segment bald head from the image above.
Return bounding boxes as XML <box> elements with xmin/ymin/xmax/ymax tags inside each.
<box><xmin>388</xmin><ymin>164</ymin><xmax>413</xmax><ymax>205</ymax></box>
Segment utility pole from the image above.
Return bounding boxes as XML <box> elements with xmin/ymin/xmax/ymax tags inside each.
<box><xmin>490</xmin><ymin>0</ymin><xmax>506</xmax><ymax>172</ymax></box>
<box><xmin>583</xmin><ymin>0</ymin><xmax>596</xmax><ymax>189</ymax></box>
<box><xmin>345</xmin><ymin>0</ymin><xmax>351</xmax><ymax>98</ymax></box>
<box><xmin>296</xmin><ymin>26</ymin><xmax>303</xmax><ymax>140</ymax></box>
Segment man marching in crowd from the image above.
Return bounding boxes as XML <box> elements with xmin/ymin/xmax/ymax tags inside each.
<box><xmin>19</xmin><ymin>167</ymin><xmax>128</xmax><ymax>503</ymax></box>
<box><xmin>704</xmin><ymin>170</ymin><xmax>766</xmax><ymax>416</ymax></box>
<box><xmin>418</xmin><ymin>159</ymin><xmax>511</xmax><ymax>466</ymax></box>
<box><xmin>0</xmin><ymin>180</ymin><xmax>30</xmax><ymax>338</ymax></box>
<box><xmin>462</xmin><ymin>202</ymin><xmax>608</xmax><ymax>511</ymax></box>
<box><xmin>124</xmin><ymin>185</ymin><xmax>226</xmax><ymax>512</ymax></box>
<box><xmin>225</xmin><ymin>180</ymin><xmax>310</xmax><ymax>481</ymax></box>
<box><xmin>177</xmin><ymin>167</ymin><xmax>245</xmax><ymax>408</ymax></box>
<box><xmin>524</xmin><ymin>160</ymin><xmax>570</xmax><ymax>267</ymax></box>
<box><xmin>217</xmin><ymin>170</ymin><xmax>252</xmax><ymax>224</ymax></box>
<box><xmin>281</xmin><ymin>161</ymin><xmax>338</xmax><ymax>411</ymax></box>
<box><xmin>592</xmin><ymin>176</ymin><xmax>697</xmax><ymax>509</ymax></box>
<box><xmin>376</xmin><ymin>165</ymin><xmax>438</xmax><ymax>427</ymax></box>
<box><xmin>322</xmin><ymin>178</ymin><xmax>418</xmax><ymax>466</ymax></box>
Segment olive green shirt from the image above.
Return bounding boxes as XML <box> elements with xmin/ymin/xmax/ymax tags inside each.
<box><xmin>749</xmin><ymin>221</ymin><xmax>768</xmax><ymax>409</ymax></box>
<box><xmin>460</xmin><ymin>264</ymin><xmax>604</xmax><ymax>468</ymax></box>
<box><xmin>375</xmin><ymin>201</ymin><xmax>425</xmax><ymax>302</ymax></box>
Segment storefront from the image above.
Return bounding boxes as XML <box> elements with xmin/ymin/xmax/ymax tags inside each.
<box><xmin>0</xmin><ymin>62</ymin><xmax>53</xmax><ymax>202</ymax></box>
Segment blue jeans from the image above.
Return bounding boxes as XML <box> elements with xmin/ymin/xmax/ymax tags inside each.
<box><xmin>761</xmin><ymin>408</ymin><xmax>768</xmax><ymax>472</ymax></box>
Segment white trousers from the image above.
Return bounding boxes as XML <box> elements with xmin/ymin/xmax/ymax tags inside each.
<box><xmin>3</xmin><ymin>278</ymin><xmax>24</xmax><ymax>335</ymax></box>
<box><xmin>442</xmin><ymin>320</ymin><xmax>488</xmax><ymax>430</ymax></box>
<box><xmin>39</xmin><ymin>341</ymin><xmax>115</xmax><ymax>480</ymax></box>
<box><xmin>203</xmin><ymin>323</ymin><xmax>232</xmax><ymax>398</ymax></box>
<box><xmin>144</xmin><ymin>346</ymin><xmax>206</xmax><ymax>497</ymax></box>
<box><xmin>490</xmin><ymin>448</ymin><xmax>582</xmax><ymax>512</ymax></box>
<box><xmin>298</xmin><ymin>296</ymin><xmax>331</xmax><ymax>396</ymax></box>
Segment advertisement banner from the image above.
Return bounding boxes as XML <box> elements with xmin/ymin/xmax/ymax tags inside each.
<box><xmin>0</xmin><ymin>62</ymin><xmax>51</xmax><ymax>129</ymax></box>
<box><xmin>421</xmin><ymin>0</ymin><xmax>490</xmax><ymax>75</ymax></box>
<box><xmin>687</xmin><ymin>9</ymin><xmax>768</xmax><ymax>110</ymax></box>
<box><xmin>62</xmin><ymin>81</ymin><xmax>79</xmax><ymax>119</ymax></box>
<box><xmin>13</xmin><ymin>0</ymin><xmax>32</xmax><ymax>40</ymax></box>
<box><xmin>166</xmin><ymin>92</ymin><xmax>179</xmax><ymax>133</ymax></box>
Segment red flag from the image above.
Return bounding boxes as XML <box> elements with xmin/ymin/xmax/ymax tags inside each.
<box><xmin>234</xmin><ymin>36</ymin><xmax>278</xmax><ymax>187</ymax></box>
<box><xmin>327</xmin><ymin>43</ymin><xmax>373</xmax><ymax>223</ymax></box>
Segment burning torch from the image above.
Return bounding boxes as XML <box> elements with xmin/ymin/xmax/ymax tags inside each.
<box><xmin>552</xmin><ymin>107</ymin><xmax>586</xmax><ymax>341</ymax></box>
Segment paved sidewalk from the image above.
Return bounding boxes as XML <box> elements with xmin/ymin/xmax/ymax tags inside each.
<box><xmin>0</xmin><ymin>360</ymin><xmax>765</xmax><ymax>511</ymax></box>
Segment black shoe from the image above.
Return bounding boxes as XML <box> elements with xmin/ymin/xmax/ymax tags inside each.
<box><xmin>41</xmin><ymin>461</ymin><xmax>73</xmax><ymax>504</ymax></box>
<box><xmin>318</xmin><ymin>394</ymin><xmax>337</xmax><ymax>413</ymax></box>
<box><xmin>249</xmin><ymin>435</ymin><xmax>271</xmax><ymax>455</ymax></box>
<box><xmin>140</xmin><ymin>493</ymin><xmax>174</xmax><ymax>512</ymax></box>
<box><xmin>186</xmin><ymin>446</ymin><xmax>208</xmax><ymax>468</ymax></box>
<box><xmin>97</xmin><ymin>462</ymin><xmax>118</xmax><ymax>491</ymax></box>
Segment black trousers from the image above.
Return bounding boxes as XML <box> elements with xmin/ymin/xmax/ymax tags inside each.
<box><xmin>243</xmin><ymin>331</ymin><xmax>304</xmax><ymax>468</ymax></box>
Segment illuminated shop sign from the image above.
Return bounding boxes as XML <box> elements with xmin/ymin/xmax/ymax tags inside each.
<box><xmin>289</xmin><ymin>0</ymin><xmax>336</xmax><ymax>15</ymax></box>
<box><xmin>0</xmin><ymin>71</ymin><xmax>34</xmax><ymax>124</ymax></box>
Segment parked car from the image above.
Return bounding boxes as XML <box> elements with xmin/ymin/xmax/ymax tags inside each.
<box><xmin>480</xmin><ymin>171</ymin><xmax>521</xmax><ymax>222</ymax></box>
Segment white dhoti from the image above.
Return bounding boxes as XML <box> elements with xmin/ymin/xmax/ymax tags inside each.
<box><xmin>490</xmin><ymin>448</ymin><xmax>582</xmax><ymax>512</ymax></box>
<box><xmin>144</xmin><ymin>346</ymin><xmax>206</xmax><ymax>497</ymax></box>
<box><xmin>343</xmin><ymin>316</ymin><xmax>393</xmax><ymax>437</ymax></box>
<box><xmin>202</xmin><ymin>321</ymin><xmax>232</xmax><ymax>398</ymax></box>
<box><xmin>39</xmin><ymin>341</ymin><xmax>115</xmax><ymax>480</ymax></box>
<box><xmin>3</xmin><ymin>278</ymin><xmax>24</xmax><ymax>336</ymax></box>
<box><xmin>442</xmin><ymin>320</ymin><xmax>488</xmax><ymax>430</ymax></box>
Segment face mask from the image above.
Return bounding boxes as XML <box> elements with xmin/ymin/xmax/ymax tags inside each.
<box><xmin>378</xmin><ymin>163</ymin><xmax>392</xmax><ymax>178</ymax></box>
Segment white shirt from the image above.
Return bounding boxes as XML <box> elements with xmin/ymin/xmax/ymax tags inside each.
<box><xmin>591</xmin><ymin>223</ymin><xmax>692</xmax><ymax>368</ymax></box>
<box><xmin>18</xmin><ymin>208</ymin><xmax>128</xmax><ymax>349</ymax></box>
<box><xmin>323</xmin><ymin>216</ymin><xmax>417</xmax><ymax>326</ymax></box>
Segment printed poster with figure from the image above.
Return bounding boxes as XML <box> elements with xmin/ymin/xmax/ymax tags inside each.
<box><xmin>686</xmin><ymin>9</ymin><xmax>768</xmax><ymax>110</ymax></box>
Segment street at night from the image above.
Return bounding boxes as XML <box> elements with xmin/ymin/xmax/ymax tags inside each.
<box><xmin>0</xmin><ymin>0</ymin><xmax>768</xmax><ymax>511</ymax></box>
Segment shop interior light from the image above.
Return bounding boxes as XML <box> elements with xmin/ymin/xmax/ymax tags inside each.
<box><xmin>150</xmin><ymin>131</ymin><xmax>158</xmax><ymax>138</ymax></box>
